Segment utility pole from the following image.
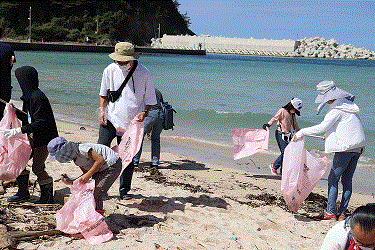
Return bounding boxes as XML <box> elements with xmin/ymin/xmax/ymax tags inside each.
<box><xmin>28</xmin><ymin>6</ymin><xmax>31</xmax><ymax>42</ymax></box>
<box><xmin>95</xmin><ymin>16</ymin><xmax>99</xmax><ymax>34</ymax></box>
<box><xmin>158</xmin><ymin>23</ymin><xmax>160</xmax><ymax>39</ymax></box>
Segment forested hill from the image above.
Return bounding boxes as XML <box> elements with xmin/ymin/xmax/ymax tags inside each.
<box><xmin>0</xmin><ymin>0</ymin><xmax>194</xmax><ymax>46</ymax></box>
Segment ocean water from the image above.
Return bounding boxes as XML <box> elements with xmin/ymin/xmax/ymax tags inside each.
<box><xmin>10</xmin><ymin>51</ymin><xmax>375</xmax><ymax>171</ymax></box>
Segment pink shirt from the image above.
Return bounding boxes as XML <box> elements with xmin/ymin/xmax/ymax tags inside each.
<box><xmin>267</xmin><ymin>108</ymin><xmax>300</xmax><ymax>134</ymax></box>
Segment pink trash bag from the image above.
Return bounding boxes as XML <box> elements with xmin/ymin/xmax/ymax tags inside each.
<box><xmin>117</xmin><ymin>118</ymin><xmax>144</xmax><ymax>172</ymax></box>
<box><xmin>0</xmin><ymin>104</ymin><xmax>31</xmax><ymax>181</ymax></box>
<box><xmin>55</xmin><ymin>179</ymin><xmax>113</xmax><ymax>244</ymax></box>
<box><xmin>281</xmin><ymin>139</ymin><xmax>330</xmax><ymax>212</ymax></box>
<box><xmin>232</xmin><ymin>129</ymin><xmax>269</xmax><ymax>160</ymax></box>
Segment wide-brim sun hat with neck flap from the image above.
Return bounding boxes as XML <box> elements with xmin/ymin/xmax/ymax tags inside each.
<box><xmin>109</xmin><ymin>42</ymin><xmax>140</xmax><ymax>62</ymax></box>
<box><xmin>47</xmin><ymin>136</ymin><xmax>68</xmax><ymax>160</ymax></box>
<box><xmin>315</xmin><ymin>80</ymin><xmax>355</xmax><ymax>114</ymax></box>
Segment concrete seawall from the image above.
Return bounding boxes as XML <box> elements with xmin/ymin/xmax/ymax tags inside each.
<box><xmin>4</xmin><ymin>41</ymin><xmax>206</xmax><ymax>55</ymax></box>
<box><xmin>151</xmin><ymin>35</ymin><xmax>375</xmax><ymax>59</ymax></box>
<box><xmin>151</xmin><ymin>35</ymin><xmax>297</xmax><ymax>56</ymax></box>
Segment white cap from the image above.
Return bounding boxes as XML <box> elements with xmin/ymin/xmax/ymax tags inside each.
<box><xmin>291</xmin><ymin>98</ymin><xmax>303</xmax><ymax>111</ymax></box>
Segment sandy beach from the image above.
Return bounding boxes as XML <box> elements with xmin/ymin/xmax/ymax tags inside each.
<box><xmin>1</xmin><ymin>120</ymin><xmax>374</xmax><ymax>250</ymax></box>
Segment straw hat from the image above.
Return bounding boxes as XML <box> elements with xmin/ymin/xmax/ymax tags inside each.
<box><xmin>315</xmin><ymin>81</ymin><xmax>355</xmax><ymax>114</ymax></box>
<box><xmin>109</xmin><ymin>42</ymin><xmax>140</xmax><ymax>62</ymax></box>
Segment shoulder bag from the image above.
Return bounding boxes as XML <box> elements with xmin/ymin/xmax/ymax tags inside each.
<box><xmin>107</xmin><ymin>60</ymin><xmax>138</xmax><ymax>103</ymax></box>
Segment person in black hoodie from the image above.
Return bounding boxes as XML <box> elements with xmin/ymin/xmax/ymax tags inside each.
<box><xmin>1</xmin><ymin>66</ymin><xmax>58</xmax><ymax>204</ymax></box>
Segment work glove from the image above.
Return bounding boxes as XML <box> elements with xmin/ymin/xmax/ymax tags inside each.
<box><xmin>98</xmin><ymin>107</ymin><xmax>107</xmax><ymax>125</ymax></box>
<box><xmin>2</xmin><ymin>127</ymin><xmax>22</xmax><ymax>139</ymax></box>
<box><xmin>262</xmin><ymin>124</ymin><xmax>271</xmax><ymax>130</ymax></box>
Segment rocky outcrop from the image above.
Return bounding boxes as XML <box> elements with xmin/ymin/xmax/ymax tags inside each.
<box><xmin>286</xmin><ymin>37</ymin><xmax>375</xmax><ymax>60</ymax></box>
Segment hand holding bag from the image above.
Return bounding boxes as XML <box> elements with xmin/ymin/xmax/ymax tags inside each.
<box><xmin>0</xmin><ymin>104</ymin><xmax>32</xmax><ymax>181</ymax></box>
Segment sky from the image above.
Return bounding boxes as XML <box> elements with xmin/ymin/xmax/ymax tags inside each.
<box><xmin>177</xmin><ymin>0</ymin><xmax>375</xmax><ymax>51</ymax></box>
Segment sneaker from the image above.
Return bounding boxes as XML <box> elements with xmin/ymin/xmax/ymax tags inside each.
<box><xmin>337</xmin><ymin>214</ymin><xmax>346</xmax><ymax>221</ymax></box>
<box><xmin>120</xmin><ymin>194</ymin><xmax>133</xmax><ymax>200</ymax></box>
<box><xmin>314</xmin><ymin>212</ymin><xmax>336</xmax><ymax>220</ymax></box>
<box><xmin>269</xmin><ymin>164</ymin><xmax>278</xmax><ymax>175</ymax></box>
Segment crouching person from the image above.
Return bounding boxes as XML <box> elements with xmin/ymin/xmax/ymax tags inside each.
<box><xmin>1</xmin><ymin>66</ymin><xmax>58</xmax><ymax>204</ymax></box>
<box><xmin>47</xmin><ymin>137</ymin><xmax>122</xmax><ymax>214</ymax></box>
<box><xmin>321</xmin><ymin>203</ymin><xmax>375</xmax><ymax>250</ymax></box>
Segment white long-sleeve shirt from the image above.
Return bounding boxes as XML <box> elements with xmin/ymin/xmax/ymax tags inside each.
<box><xmin>295</xmin><ymin>98</ymin><xmax>366</xmax><ymax>153</ymax></box>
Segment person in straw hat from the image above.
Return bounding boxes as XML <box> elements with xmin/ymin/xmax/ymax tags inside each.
<box><xmin>98</xmin><ymin>42</ymin><xmax>157</xmax><ymax>200</ymax></box>
<box><xmin>293</xmin><ymin>81</ymin><xmax>366</xmax><ymax>221</ymax></box>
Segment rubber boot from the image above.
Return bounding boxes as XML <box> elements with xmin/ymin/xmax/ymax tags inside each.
<box><xmin>34</xmin><ymin>182</ymin><xmax>54</xmax><ymax>204</ymax></box>
<box><xmin>8</xmin><ymin>174</ymin><xmax>30</xmax><ymax>202</ymax></box>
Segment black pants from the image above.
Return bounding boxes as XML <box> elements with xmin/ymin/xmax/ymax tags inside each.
<box><xmin>97</xmin><ymin>120</ymin><xmax>136</xmax><ymax>197</ymax></box>
<box><xmin>19</xmin><ymin>145</ymin><xmax>53</xmax><ymax>185</ymax></box>
<box><xmin>97</xmin><ymin>120</ymin><xmax>122</xmax><ymax>146</ymax></box>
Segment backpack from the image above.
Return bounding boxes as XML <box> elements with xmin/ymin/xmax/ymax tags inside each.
<box><xmin>160</xmin><ymin>101</ymin><xmax>176</xmax><ymax>130</ymax></box>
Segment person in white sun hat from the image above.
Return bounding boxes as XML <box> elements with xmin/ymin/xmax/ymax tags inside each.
<box><xmin>293</xmin><ymin>81</ymin><xmax>366</xmax><ymax>221</ymax></box>
<box><xmin>98</xmin><ymin>41</ymin><xmax>157</xmax><ymax>200</ymax></box>
<box><xmin>263</xmin><ymin>97</ymin><xmax>303</xmax><ymax>175</ymax></box>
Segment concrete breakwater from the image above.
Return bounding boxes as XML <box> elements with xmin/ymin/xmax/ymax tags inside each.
<box><xmin>286</xmin><ymin>37</ymin><xmax>375</xmax><ymax>60</ymax></box>
<box><xmin>151</xmin><ymin>35</ymin><xmax>297</xmax><ymax>57</ymax></box>
<box><xmin>4</xmin><ymin>41</ymin><xmax>206</xmax><ymax>55</ymax></box>
<box><xmin>152</xmin><ymin>35</ymin><xmax>375</xmax><ymax>60</ymax></box>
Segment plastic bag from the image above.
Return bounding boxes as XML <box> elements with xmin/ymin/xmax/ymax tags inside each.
<box><xmin>118</xmin><ymin>118</ymin><xmax>144</xmax><ymax>173</ymax></box>
<box><xmin>55</xmin><ymin>179</ymin><xmax>113</xmax><ymax>244</ymax></box>
<box><xmin>232</xmin><ymin>129</ymin><xmax>269</xmax><ymax>160</ymax></box>
<box><xmin>0</xmin><ymin>104</ymin><xmax>32</xmax><ymax>181</ymax></box>
<box><xmin>281</xmin><ymin>139</ymin><xmax>330</xmax><ymax>212</ymax></box>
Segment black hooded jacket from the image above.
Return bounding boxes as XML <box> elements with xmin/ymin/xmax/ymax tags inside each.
<box><xmin>15</xmin><ymin>66</ymin><xmax>58</xmax><ymax>148</ymax></box>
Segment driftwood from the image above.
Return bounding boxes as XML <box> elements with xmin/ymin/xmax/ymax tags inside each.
<box><xmin>0</xmin><ymin>198</ymin><xmax>66</xmax><ymax>248</ymax></box>
<box><xmin>0</xmin><ymin>201</ymin><xmax>62</xmax><ymax>209</ymax></box>
<box><xmin>0</xmin><ymin>225</ymin><xmax>63</xmax><ymax>248</ymax></box>
<box><xmin>9</xmin><ymin>229</ymin><xmax>63</xmax><ymax>241</ymax></box>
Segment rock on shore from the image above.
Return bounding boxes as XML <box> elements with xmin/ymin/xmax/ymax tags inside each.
<box><xmin>286</xmin><ymin>37</ymin><xmax>375</xmax><ymax>60</ymax></box>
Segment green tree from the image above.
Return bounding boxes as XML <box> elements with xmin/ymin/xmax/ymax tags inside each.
<box><xmin>0</xmin><ymin>0</ymin><xmax>194</xmax><ymax>45</ymax></box>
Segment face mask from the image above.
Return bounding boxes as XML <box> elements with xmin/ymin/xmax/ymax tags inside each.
<box><xmin>118</xmin><ymin>62</ymin><xmax>131</xmax><ymax>71</ymax></box>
